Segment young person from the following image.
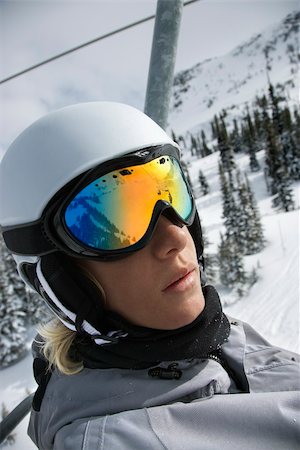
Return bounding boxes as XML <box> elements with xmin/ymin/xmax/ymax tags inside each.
<box><xmin>0</xmin><ymin>102</ymin><xmax>299</xmax><ymax>450</ymax></box>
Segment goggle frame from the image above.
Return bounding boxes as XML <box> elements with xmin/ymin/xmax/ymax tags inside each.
<box><xmin>46</xmin><ymin>144</ymin><xmax>196</xmax><ymax>260</ymax></box>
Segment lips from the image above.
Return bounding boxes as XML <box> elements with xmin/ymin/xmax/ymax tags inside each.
<box><xmin>162</xmin><ymin>266</ymin><xmax>196</xmax><ymax>293</ymax></box>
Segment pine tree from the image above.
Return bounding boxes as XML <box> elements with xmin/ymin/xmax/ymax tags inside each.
<box><xmin>272</xmin><ymin>175</ymin><xmax>295</xmax><ymax>212</ymax></box>
<box><xmin>201</xmin><ymin>130</ymin><xmax>212</xmax><ymax>157</ymax></box>
<box><xmin>263</xmin><ymin>104</ymin><xmax>282</xmax><ymax>195</ymax></box>
<box><xmin>281</xmin><ymin>105</ymin><xmax>293</xmax><ymax>131</ymax></box>
<box><xmin>244</xmin><ymin>108</ymin><xmax>260</xmax><ymax>172</ymax></box>
<box><xmin>2</xmin><ymin>244</ymin><xmax>27</xmax><ymax>303</ymax></box>
<box><xmin>0</xmin><ymin>238</ymin><xmax>28</xmax><ymax>367</ymax></box>
<box><xmin>280</xmin><ymin>129</ymin><xmax>300</xmax><ymax>181</ymax></box>
<box><xmin>171</xmin><ymin>129</ymin><xmax>178</xmax><ymax>144</ymax></box>
<box><xmin>198</xmin><ymin>169</ymin><xmax>210</xmax><ymax>196</ymax></box>
<box><xmin>190</xmin><ymin>134</ymin><xmax>197</xmax><ymax>157</ymax></box>
<box><xmin>0</xmin><ymin>235</ymin><xmax>49</xmax><ymax>367</ymax></box>
<box><xmin>280</xmin><ymin>105</ymin><xmax>300</xmax><ymax>181</ymax></box>
<box><xmin>218</xmin><ymin>233</ymin><xmax>230</xmax><ymax>287</ymax></box>
<box><xmin>0</xmin><ymin>278</ymin><xmax>28</xmax><ymax>367</ymax></box>
<box><xmin>266</xmin><ymin>84</ymin><xmax>297</xmax><ymax>196</ymax></box>
<box><xmin>234</xmin><ymin>170</ymin><xmax>248</xmax><ymax>255</ymax></box>
<box><xmin>211</xmin><ymin>115</ymin><xmax>220</xmax><ymax>141</ymax></box>
<box><xmin>241</xmin><ymin>89</ymin><xmax>297</xmax><ymax>212</ymax></box>
<box><xmin>219</xmin><ymin>118</ymin><xmax>233</xmax><ymax>168</ymax></box>
<box><xmin>258</xmin><ymin>93</ymin><xmax>270</xmax><ymax>143</ymax></box>
<box><xmin>190</xmin><ymin>133</ymin><xmax>202</xmax><ymax>159</ymax></box>
<box><xmin>242</xmin><ymin>175</ymin><xmax>266</xmax><ymax>254</ymax></box>
<box><xmin>217</xmin><ymin>117</ymin><xmax>236</xmax><ymax>192</ymax></box>
<box><xmin>268</xmin><ymin>83</ymin><xmax>283</xmax><ymax>135</ymax></box>
<box><xmin>253</xmin><ymin>104</ymin><xmax>264</xmax><ymax>142</ymax></box>
<box><xmin>263</xmin><ymin>113</ymin><xmax>295</xmax><ymax>212</ymax></box>
<box><xmin>218</xmin><ymin>161</ymin><xmax>238</xmax><ymax>243</ymax></box>
<box><xmin>202</xmin><ymin>230</ymin><xmax>217</xmax><ymax>285</ymax></box>
<box><xmin>228</xmin><ymin>235</ymin><xmax>247</xmax><ymax>296</ymax></box>
<box><xmin>293</xmin><ymin>108</ymin><xmax>300</xmax><ymax>149</ymax></box>
<box><xmin>230</xmin><ymin>119</ymin><xmax>243</xmax><ymax>154</ymax></box>
<box><xmin>219</xmin><ymin>161</ymin><xmax>230</xmax><ymax>217</ymax></box>
<box><xmin>220</xmin><ymin>164</ymin><xmax>265</xmax><ymax>257</ymax></box>
<box><xmin>218</xmin><ymin>233</ymin><xmax>247</xmax><ymax>294</ymax></box>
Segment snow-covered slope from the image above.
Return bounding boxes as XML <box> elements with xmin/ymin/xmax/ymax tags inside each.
<box><xmin>171</xmin><ymin>10</ymin><xmax>300</xmax><ymax>352</ymax></box>
<box><xmin>188</xmin><ymin>149</ymin><xmax>299</xmax><ymax>353</ymax></box>
<box><xmin>169</xmin><ymin>10</ymin><xmax>299</xmax><ymax>134</ymax></box>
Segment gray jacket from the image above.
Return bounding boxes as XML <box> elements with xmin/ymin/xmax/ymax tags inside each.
<box><xmin>28</xmin><ymin>318</ymin><xmax>300</xmax><ymax>450</ymax></box>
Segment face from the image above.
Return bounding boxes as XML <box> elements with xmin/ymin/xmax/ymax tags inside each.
<box><xmin>80</xmin><ymin>216</ymin><xmax>205</xmax><ymax>330</ymax></box>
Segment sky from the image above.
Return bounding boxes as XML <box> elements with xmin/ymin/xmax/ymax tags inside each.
<box><xmin>0</xmin><ymin>0</ymin><xmax>298</xmax><ymax>153</ymax></box>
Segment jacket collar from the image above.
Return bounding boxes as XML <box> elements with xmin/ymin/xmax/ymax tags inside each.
<box><xmin>221</xmin><ymin>317</ymin><xmax>250</xmax><ymax>392</ymax></box>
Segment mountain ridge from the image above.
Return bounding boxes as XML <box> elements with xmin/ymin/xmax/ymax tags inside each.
<box><xmin>169</xmin><ymin>10</ymin><xmax>299</xmax><ymax>136</ymax></box>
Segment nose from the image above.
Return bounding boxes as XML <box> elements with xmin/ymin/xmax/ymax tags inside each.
<box><xmin>150</xmin><ymin>215</ymin><xmax>188</xmax><ymax>260</ymax></box>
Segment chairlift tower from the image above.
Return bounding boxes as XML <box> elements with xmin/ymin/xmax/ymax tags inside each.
<box><xmin>144</xmin><ymin>0</ymin><xmax>184</xmax><ymax>130</ymax></box>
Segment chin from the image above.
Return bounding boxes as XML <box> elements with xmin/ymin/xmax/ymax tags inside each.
<box><xmin>163</xmin><ymin>301</ymin><xmax>205</xmax><ymax>330</ymax></box>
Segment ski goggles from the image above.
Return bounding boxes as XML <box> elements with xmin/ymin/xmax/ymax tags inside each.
<box><xmin>2</xmin><ymin>145</ymin><xmax>195</xmax><ymax>259</ymax></box>
<box><xmin>50</xmin><ymin>145</ymin><xmax>195</xmax><ymax>258</ymax></box>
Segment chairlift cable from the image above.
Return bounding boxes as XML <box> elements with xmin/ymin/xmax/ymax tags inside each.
<box><xmin>0</xmin><ymin>0</ymin><xmax>200</xmax><ymax>85</ymax></box>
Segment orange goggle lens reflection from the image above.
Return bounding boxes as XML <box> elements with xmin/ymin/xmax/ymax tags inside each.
<box><xmin>64</xmin><ymin>155</ymin><xmax>193</xmax><ymax>251</ymax></box>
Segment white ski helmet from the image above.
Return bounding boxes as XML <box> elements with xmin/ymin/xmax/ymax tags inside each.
<box><xmin>0</xmin><ymin>101</ymin><xmax>203</xmax><ymax>341</ymax></box>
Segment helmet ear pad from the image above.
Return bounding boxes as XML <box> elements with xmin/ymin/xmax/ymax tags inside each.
<box><xmin>26</xmin><ymin>253</ymin><xmax>107</xmax><ymax>334</ymax></box>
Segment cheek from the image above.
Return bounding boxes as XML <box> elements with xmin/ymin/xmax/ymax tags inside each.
<box><xmin>104</xmin><ymin>276</ymin><xmax>153</xmax><ymax>324</ymax></box>
<box><xmin>98</xmin><ymin>261</ymin><xmax>149</xmax><ymax>310</ymax></box>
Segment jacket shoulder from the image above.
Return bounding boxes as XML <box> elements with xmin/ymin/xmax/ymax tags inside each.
<box><xmin>228</xmin><ymin>317</ymin><xmax>300</xmax><ymax>393</ymax></box>
<box><xmin>53</xmin><ymin>391</ymin><xmax>300</xmax><ymax>450</ymax></box>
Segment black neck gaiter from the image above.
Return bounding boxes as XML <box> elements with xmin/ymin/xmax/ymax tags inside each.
<box><xmin>74</xmin><ymin>285</ymin><xmax>231</xmax><ymax>370</ymax></box>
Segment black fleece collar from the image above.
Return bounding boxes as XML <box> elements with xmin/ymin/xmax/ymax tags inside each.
<box><xmin>73</xmin><ymin>285</ymin><xmax>231</xmax><ymax>369</ymax></box>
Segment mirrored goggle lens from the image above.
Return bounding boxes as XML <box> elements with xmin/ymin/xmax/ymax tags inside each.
<box><xmin>64</xmin><ymin>155</ymin><xmax>193</xmax><ymax>251</ymax></box>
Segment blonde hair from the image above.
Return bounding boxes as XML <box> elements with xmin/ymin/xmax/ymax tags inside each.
<box><xmin>37</xmin><ymin>263</ymin><xmax>106</xmax><ymax>376</ymax></box>
<box><xmin>37</xmin><ymin>319</ymin><xmax>83</xmax><ymax>375</ymax></box>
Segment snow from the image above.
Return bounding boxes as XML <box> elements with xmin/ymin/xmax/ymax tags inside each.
<box><xmin>1</xmin><ymin>157</ymin><xmax>299</xmax><ymax>450</ymax></box>
<box><xmin>0</xmin><ymin>334</ymin><xmax>37</xmax><ymax>450</ymax></box>
<box><xmin>224</xmin><ymin>209</ymin><xmax>299</xmax><ymax>352</ymax></box>
<box><xmin>1</xmin><ymin>10</ymin><xmax>299</xmax><ymax>450</ymax></box>
<box><xmin>190</xmin><ymin>149</ymin><xmax>299</xmax><ymax>353</ymax></box>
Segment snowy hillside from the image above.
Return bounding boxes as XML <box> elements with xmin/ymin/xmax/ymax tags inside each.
<box><xmin>167</xmin><ymin>9</ymin><xmax>299</xmax><ymax>358</ymax></box>
<box><xmin>169</xmin><ymin>10</ymin><xmax>299</xmax><ymax>134</ymax></box>
<box><xmin>188</xmin><ymin>149</ymin><xmax>299</xmax><ymax>353</ymax></box>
